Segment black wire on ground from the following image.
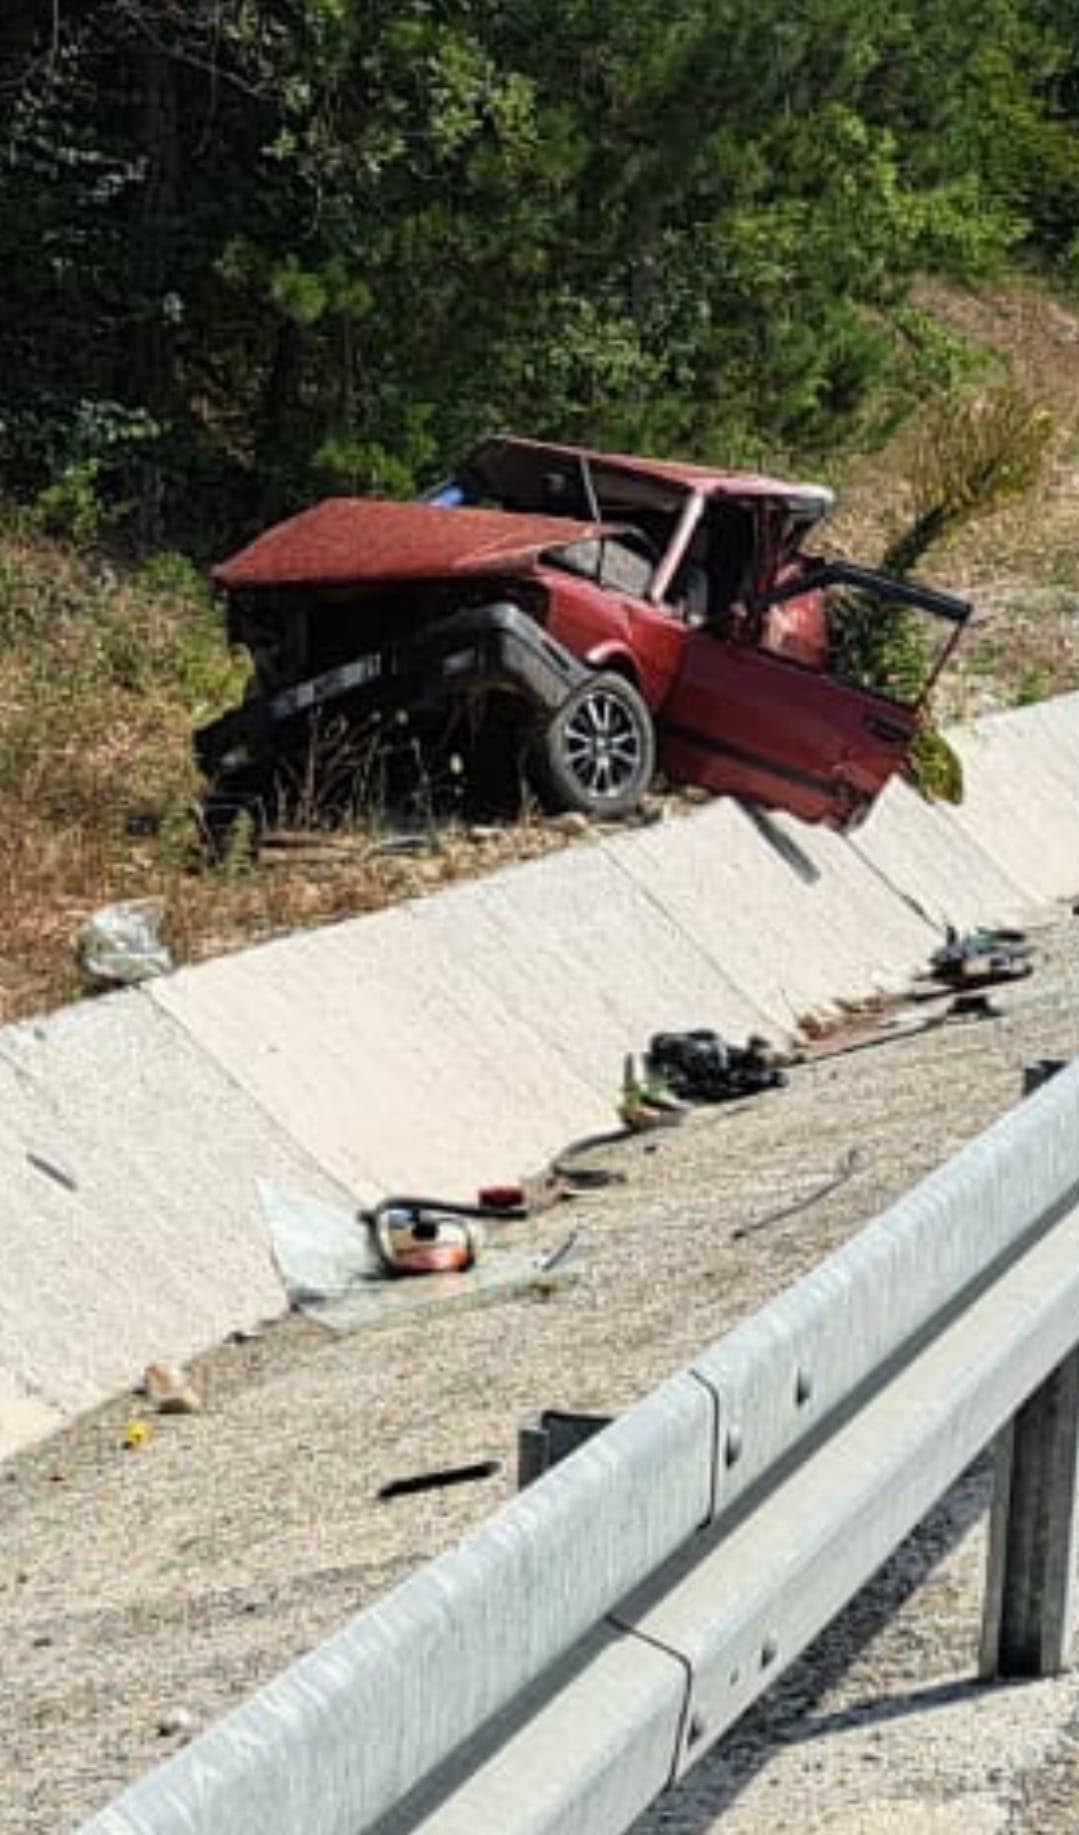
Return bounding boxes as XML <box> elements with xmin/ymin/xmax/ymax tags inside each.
<box><xmin>732</xmin><ymin>1146</ymin><xmax>868</xmax><ymax>1241</ymax></box>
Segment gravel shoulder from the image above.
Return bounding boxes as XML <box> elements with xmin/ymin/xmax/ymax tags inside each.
<box><xmin>4</xmin><ymin>915</ymin><xmax>1079</xmax><ymax>1833</ymax></box>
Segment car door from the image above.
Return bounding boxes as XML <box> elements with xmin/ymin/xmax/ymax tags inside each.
<box><xmin>657</xmin><ymin>628</ymin><xmax>918</xmax><ymax>826</ymax></box>
<box><xmin>658</xmin><ymin>558</ymin><xmax>970</xmax><ymax>828</ymax></box>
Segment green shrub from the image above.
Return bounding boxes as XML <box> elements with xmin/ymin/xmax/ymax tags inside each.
<box><xmin>34</xmin><ymin>459</ymin><xmax>109</xmax><ymax>545</ymax></box>
<box><xmin>906</xmin><ymin>726</ymin><xmax>964</xmax><ymax>803</ymax></box>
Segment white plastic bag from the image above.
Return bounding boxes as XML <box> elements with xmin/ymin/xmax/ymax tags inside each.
<box><xmin>76</xmin><ymin>899</ymin><xmax>173</xmax><ymax>986</ymax></box>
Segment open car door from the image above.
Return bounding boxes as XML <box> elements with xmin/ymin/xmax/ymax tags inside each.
<box><xmin>657</xmin><ymin>564</ymin><xmax>971</xmax><ymax>829</ymax></box>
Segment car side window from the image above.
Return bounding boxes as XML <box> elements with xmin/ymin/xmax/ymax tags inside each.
<box><xmin>669</xmin><ymin>503</ymin><xmax>755</xmax><ymax>628</ymax></box>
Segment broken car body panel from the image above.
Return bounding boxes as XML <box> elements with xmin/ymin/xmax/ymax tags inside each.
<box><xmin>200</xmin><ymin>436</ymin><xmax>971</xmax><ymax>829</ymax></box>
<box><xmin>213</xmin><ymin>499</ymin><xmax>607</xmax><ymax>591</ymax></box>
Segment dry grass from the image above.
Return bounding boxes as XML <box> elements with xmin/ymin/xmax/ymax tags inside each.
<box><xmin>0</xmin><ymin>524</ymin><xmax>594</xmax><ymax>1027</ymax></box>
<box><xmin>0</xmin><ymin>527</ymin><xmax>582</xmax><ymax>1022</ymax></box>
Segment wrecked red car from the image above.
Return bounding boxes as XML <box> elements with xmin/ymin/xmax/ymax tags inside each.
<box><xmin>197</xmin><ymin>436</ymin><xmax>969</xmax><ymax>829</ymax></box>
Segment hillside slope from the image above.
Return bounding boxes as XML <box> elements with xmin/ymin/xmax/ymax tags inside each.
<box><xmin>2</xmin><ymin>279</ymin><xmax>1078</xmax><ymax>1024</ymax></box>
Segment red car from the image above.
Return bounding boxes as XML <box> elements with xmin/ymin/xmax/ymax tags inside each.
<box><xmin>197</xmin><ymin>435</ymin><xmax>969</xmax><ymax>829</ymax></box>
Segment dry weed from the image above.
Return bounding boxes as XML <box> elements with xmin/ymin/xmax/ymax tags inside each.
<box><xmin>0</xmin><ymin>532</ymin><xmax>573</xmax><ymax>1020</ymax></box>
<box><xmin>828</xmin><ymin>279</ymin><xmax>1079</xmax><ymax>717</ymax></box>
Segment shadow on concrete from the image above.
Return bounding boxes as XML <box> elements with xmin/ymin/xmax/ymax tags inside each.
<box><xmin>742</xmin><ymin>804</ymin><xmax>822</xmax><ymax>884</ymax></box>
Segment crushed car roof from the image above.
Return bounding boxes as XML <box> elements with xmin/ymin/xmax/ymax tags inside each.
<box><xmin>485</xmin><ymin>435</ymin><xmax>837</xmax><ymax>508</ymax></box>
<box><xmin>213</xmin><ymin>499</ymin><xmax>606</xmax><ymax>591</ymax></box>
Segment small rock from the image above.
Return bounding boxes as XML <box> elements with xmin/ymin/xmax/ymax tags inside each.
<box><xmin>467</xmin><ymin>824</ymin><xmax>501</xmax><ymax>843</ymax></box>
<box><xmin>158</xmin><ymin>1388</ymin><xmax>201</xmax><ymax>1417</ymax></box>
<box><xmin>548</xmin><ymin>811</ymin><xmax>591</xmax><ymax>836</ymax></box>
<box><xmin>143</xmin><ymin>1363</ymin><xmax>202</xmax><ymax>1416</ymax></box>
<box><xmin>157</xmin><ymin>1706</ymin><xmax>197</xmax><ymax>1740</ymax></box>
<box><xmin>676</xmin><ymin>784</ymin><xmax>712</xmax><ymax>804</ymax></box>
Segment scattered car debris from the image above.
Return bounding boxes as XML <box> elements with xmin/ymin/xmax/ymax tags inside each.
<box><xmin>378</xmin><ymin>1459</ymin><xmax>501</xmax><ymax>1501</ymax></box>
<box><xmin>618</xmin><ymin>1053</ymin><xmax>688</xmax><ymax>1130</ymax></box>
<box><xmin>539</xmin><ymin>1229</ymin><xmax>582</xmax><ymax>1273</ymax></box>
<box><xmin>947</xmin><ymin>992</ymin><xmax>1001</xmax><ymax>1021</ymax></box>
<box><xmin>530</xmin><ymin>1123</ymin><xmax>639</xmax><ymax>1194</ymax></box>
<box><xmin>157</xmin><ymin>1707</ymin><xmax>198</xmax><ymax>1741</ymax></box>
<box><xmin>645</xmin><ymin>1029</ymin><xmax>787</xmax><ymax>1103</ymax></box>
<box><xmin>361</xmin><ymin>1189</ymin><xmax>537</xmax><ymax>1274</ymax></box>
<box><xmin>1023</xmin><ymin>1057</ymin><xmax>1068</xmax><ymax>1097</ymax></box>
<box><xmin>926</xmin><ymin>924</ymin><xmax>1032</xmax><ymax>989</ymax></box>
<box><xmin>141</xmin><ymin>1363</ymin><xmax>201</xmax><ymax>1417</ymax></box>
<box><xmin>800</xmin><ymin>990</ymin><xmax>1002</xmax><ymax>1066</ymax></box>
<box><xmin>258</xmin><ymin>1182</ymin><xmax>582</xmax><ymax>1334</ymax></box>
<box><xmin>198</xmin><ymin>435</ymin><xmax>970</xmax><ymax>834</ymax></box>
<box><xmin>477</xmin><ymin>1183</ymin><xmax>528</xmax><ymax>1212</ymax></box>
<box><xmin>260</xmin><ymin>1181</ymin><xmax>382</xmax><ymax>1307</ymax></box>
<box><xmin>76</xmin><ymin>900</ymin><xmax>172</xmax><ymax>987</ymax></box>
<box><xmin>732</xmin><ymin>1147</ymin><xmax>867</xmax><ymax>1241</ymax></box>
<box><xmin>365</xmin><ymin>1204</ymin><xmax>484</xmax><ymax>1276</ymax></box>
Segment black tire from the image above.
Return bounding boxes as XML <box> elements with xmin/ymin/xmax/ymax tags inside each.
<box><xmin>530</xmin><ymin>672</ymin><xmax>655</xmax><ymax>818</ymax></box>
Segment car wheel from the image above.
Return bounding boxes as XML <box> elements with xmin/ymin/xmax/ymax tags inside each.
<box><xmin>531</xmin><ymin>672</ymin><xmax>655</xmax><ymax>818</ymax></box>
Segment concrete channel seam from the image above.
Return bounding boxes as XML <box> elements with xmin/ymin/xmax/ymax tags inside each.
<box><xmin>601</xmin><ymin>841</ymin><xmax>777</xmax><ymax>1033</ymax></box>
<box><xmin>138</xmin><ymin>985</ymin><xmax>363</xmax><ymax>1200</ymax></box>
<box><xmin>842</xmin><ymin>831</ymin><xmax>942</xmax><ymax>931</ymax></box>
<box><xmin>399</xmin><ymin>899</ymin><xmax>608</xmax><ymax>1111</ymax></box>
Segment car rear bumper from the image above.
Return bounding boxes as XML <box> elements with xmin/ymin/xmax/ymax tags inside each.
<box><xmin>196</xmin><ymin>602</ymin><xmax>586</xmax><ymax>782</ymax></box>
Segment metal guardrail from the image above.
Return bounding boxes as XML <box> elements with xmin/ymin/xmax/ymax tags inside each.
<box><xmin>82</xmin><ymin>1060</ymin><xmax>1079</xmax><ymax>1835</ymax></box>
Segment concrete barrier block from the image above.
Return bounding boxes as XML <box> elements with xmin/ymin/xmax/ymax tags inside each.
<box><xmin>151</xmin><ymin>845</ymin><xmax>773</xmax><ymax>1203</ymax></box>
<box><xmin>151</xmin><ymin>899</ymin><xmax>611</xmax><ymax>1202</ymax></box>
<box><xmin>853</xmin><ymin>777</ymin><xmax>1033</xmax><ymax>932</ymax></box>
<box><xmin>459</xmin><ymin>840</ymin><xmax>773</xmax><ymax>1059</ymax></box>
<box><xmin>949</xmin><ymin>698</ymin><xmax>1079</xmax><ymax>903</ymax></box>
<box><xmin>612</xmin><ymin>800</ymin><xmax>934</xmax><ymax>1030</ymax></box>
<box><xmin>0</xmin><ymin>994</ymin><xmax>343</xmax><ymax>1444</ymax></box>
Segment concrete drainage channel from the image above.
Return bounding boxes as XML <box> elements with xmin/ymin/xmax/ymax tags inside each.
<box><xmin>2</xmin><ymin>691</ymin><xmax>1079</xmax><ymax>1462</ymax></box>
<box><xmin>2</xmin><ymin>694</ymin><xmax>1079</xmax><ymax>1833</ymax></box>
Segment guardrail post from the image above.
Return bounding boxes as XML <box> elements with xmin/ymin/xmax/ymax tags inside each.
<box><xmin>518</xmin><ymin>1410</ymin><xmax>613</xmax><ymax>1488</ymax></box>
<box><xmin>980</xmin><ymin>1346</ymin><xmax>1079</xmax><ymax>1678</ymax></box>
